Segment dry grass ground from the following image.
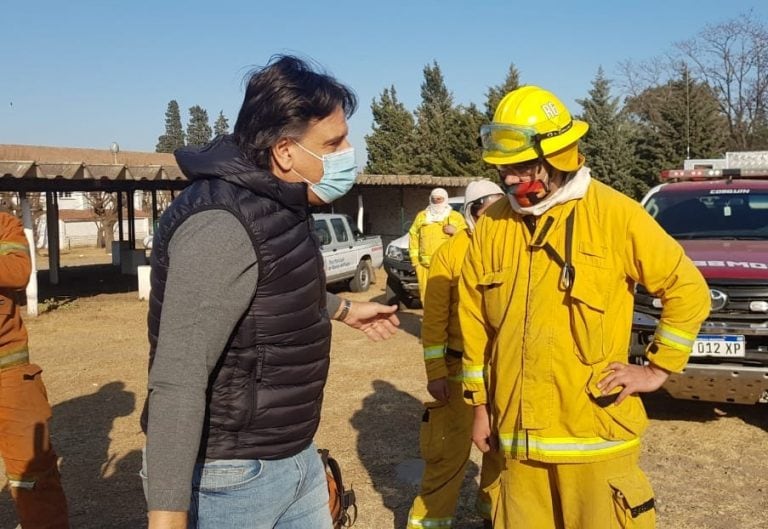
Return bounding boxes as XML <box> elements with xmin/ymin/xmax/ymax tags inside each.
<box><xmin>0</xmin><ymin>249</ymin><xmax>766</xmax><ymax>528</ymax></box>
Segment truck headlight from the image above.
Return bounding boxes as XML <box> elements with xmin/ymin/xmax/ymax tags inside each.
<box><xmin>386</xmin><ymin>245</ymin><xmax>405</xmax><ymax>261</ymax></box>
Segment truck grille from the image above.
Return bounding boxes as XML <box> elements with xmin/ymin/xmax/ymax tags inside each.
<box><xmin>636</xmin><ymin>281</ymin><xmax>768</xmax><ymax>323</ymax></box>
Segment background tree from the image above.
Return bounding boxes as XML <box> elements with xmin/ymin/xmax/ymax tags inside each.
<box><xmin>413</xmin><ymin>62</ymin><xmax>459</xmax><ymax>176</ymax></box>
<box><xmin>84</xmin><ymin>192</ymin><xmax>117</xmax><ymax>249</ymax></box>
<box><xmin>576</xmin><ymin>67</ymin><xmax>643</xmax><ymax>198</ymax></box>
<box><xmin>365</xmin><ymin>86</ymin><xmax>417</xmax><ymax>174</ymax></box>
<box><xmin>675</xmin><ymin>13</ymin><xmax>768</xmax><ymax>149</ymax></box>
<box><xmin>214</xmin><ymin>111</ymin><xmax>230</xmax><ymax>136</ymax></box>
<box><xmin>625</xmin><ymin>65</ymin><xmax>728</xmax><ymax>187</ymax></box>
<box><xmin>485</xmin><ymin>62</ymin><xmax>522</xmax><ymax>120</ymax></box>
<box><xmin>411</xmin><ymin>62</ymin><xmax>492</xmax><ymax>176</ymax></box>
<box><xmin>449</xmin><ymin>103</ymin><xmax>496</xmax><ymax>177</ymax></box>
<box><xmin>155</xmin><ymin>100</ymin><xmax>185</xmax><ymax>153</ymax></box>
<box><xmin>186</xmin><ymin>105</ymin><xmax>212</xmax><ymax>146</ymax></box>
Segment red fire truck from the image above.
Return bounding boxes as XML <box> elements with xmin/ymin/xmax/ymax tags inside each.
<box><xmin>631</xmin><ymin>166</ymin><xmax>768</xmax><ymax>405</ymax></box>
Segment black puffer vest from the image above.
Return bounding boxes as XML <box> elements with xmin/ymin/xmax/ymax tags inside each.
<box><xmin>143</xmin><ymin>136</ymin><xmax>331</xmax><ymax>460</ymax></box>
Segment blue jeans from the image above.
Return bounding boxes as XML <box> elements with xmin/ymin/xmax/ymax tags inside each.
<box><xmin>142</xmin><ymin>443</ymin><xmax>332</xmax><ymax>529</ymax></box>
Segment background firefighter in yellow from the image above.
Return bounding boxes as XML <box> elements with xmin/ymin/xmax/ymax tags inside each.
<box><xmin>408</xmin><ymin>188</ymin><xmax>466</xmax><ymax>302</ymax></box>
<box><xmin>459</xmin><ymin>86</ymin><xmax>710</xmax><ymax>529</ymax></box>
<box><xmin>407</xmin><ymin>180</ymin><xmax>505</xmax><ymax>529</ymax></box>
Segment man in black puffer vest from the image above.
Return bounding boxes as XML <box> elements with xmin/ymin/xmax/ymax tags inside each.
<box><xmin>142</xmin><ymin>55</ymin><xmax>400</xmax><ymax>529</ymax></box>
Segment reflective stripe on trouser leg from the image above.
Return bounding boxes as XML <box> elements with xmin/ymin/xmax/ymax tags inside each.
<box><xmin>408</xmin><ymin>365</ymin><xmax>473</xmax><ymax>529</ymax></box>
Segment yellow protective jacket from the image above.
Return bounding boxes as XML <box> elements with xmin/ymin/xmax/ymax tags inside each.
<box><xmin>422</xmin><ymin>229</ymin><xmax>470</xmax><ymax>381</ymax></box>
<box><xmin>459</xmin><ymin>180</ymin><xmax>709</xmax><ymax>464</ymax></box>
<box><xmin>0</xmin><ymin>212</ymin><xmax>31</xmax><ymax>369</ymax></box>
<box><xmin>408</xmin><ymin>209</ymin><xmax>467</xmax><ymax>268</ymax></box>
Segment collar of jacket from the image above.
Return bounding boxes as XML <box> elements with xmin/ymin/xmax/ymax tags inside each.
<box><xmin>175</xmin><ymin>134</ymin><xmax>310</xmax><ymax>213</ymax></box>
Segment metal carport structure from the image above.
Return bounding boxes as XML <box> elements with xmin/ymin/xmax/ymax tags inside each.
<box><xmin>0</xmin><ymin>155</ymin><xmax>188</xmax><ymax>315</ymax></box>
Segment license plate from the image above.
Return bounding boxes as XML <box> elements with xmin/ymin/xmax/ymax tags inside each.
<box><xmin>691</xmin><ymin>334</ymin><xmax>745</xmax><ymax>357</ymax></box>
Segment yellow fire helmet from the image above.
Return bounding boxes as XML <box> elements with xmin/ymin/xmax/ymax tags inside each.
<box><xmin>481</xmin><ymin>85</ymin><xmax>589</xmax><ymax>172</ymax></box>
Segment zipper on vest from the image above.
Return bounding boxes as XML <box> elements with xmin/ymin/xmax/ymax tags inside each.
<box><xmin>255</xmin><ymin>346</ymin><xmax>264</xmax><ymax>382</ymax></box>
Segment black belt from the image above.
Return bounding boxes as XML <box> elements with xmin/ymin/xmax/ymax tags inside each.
<box><xmin>446</xmin><ymin>348</ymin><xmax>462</xmax><ymax>359</ymax></box>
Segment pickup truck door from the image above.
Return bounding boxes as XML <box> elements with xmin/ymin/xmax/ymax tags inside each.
<box><xmin>324</xmin><ymin>217</ymin><xmax>358</xmax><ymax>281</ymax></box>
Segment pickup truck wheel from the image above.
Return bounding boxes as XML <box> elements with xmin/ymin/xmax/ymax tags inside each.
<box><xmin>349</xmin><ymin>260</ymin><xmax>372</xmax><ymax>292</ymax></box>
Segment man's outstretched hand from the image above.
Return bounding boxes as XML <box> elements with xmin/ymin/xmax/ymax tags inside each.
<box><xmin>340</xmin><ymin>301</ymin><xmax>400</xmax><ymax>341</ymax></box>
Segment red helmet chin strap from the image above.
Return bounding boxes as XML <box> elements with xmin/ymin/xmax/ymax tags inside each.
<box><xmin>514</xmin><ymin>179</ymin><xmax>549</xmax><ymax>207</ymax></box>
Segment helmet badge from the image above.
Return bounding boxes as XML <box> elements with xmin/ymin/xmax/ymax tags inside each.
<box><xmin>541</xmin><ymin>102</ymin><xmax>560</xmax><ymax>119</ymax></box>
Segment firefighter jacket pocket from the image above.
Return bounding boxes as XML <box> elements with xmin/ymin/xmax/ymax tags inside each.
<box><xmin>590</xmin><ymin>390</ymin><xmax>649</xmax><ymax>441</ymax></box>
<box><xmin>419</xmin><ymin>401</ymin><xmax>448</xmax><ymax>464</ymax></box>
<box><xmin>478</xmin><ymin>269</ymin><xmax>510</xmax><ymax>330</ymax></box>
<box><xmin>609</xmin><ymin>471</ymin><xmax>656</xmax><ymax>528</ymax></box>
<box><xmin>569</xmin><ymin>266</ymin><xmax>608</xmax><ymax>364</ymax></box>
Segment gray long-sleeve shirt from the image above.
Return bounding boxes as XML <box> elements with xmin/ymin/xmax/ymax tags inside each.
<box><xmin>145</xmin><ymin>209</ymin><xmax>340</xmax><ymax>511</ymax></box>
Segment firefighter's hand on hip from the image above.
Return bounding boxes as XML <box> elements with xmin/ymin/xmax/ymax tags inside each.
<box><xmin>598</xmin><ymin>362</ymin><xmax>670</xmax><ymax>405</ymax></box>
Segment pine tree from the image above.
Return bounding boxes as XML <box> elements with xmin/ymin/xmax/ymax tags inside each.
<box><xmin>186</xmin><ymin>105</ymin><xmax>213</xmax><ymax>146</ymax></box>
<box><xmin>155</xmin><ymin>100</ymin><xmax>185</xmax><ymax>153</ymax></box>
<box><xmin>485</xmin><ymin>63</ymin><xmax>522</xmax><ymax>120</ymax></box>
<box><xmin>576</xmin><ymin>67</ymin><xmax>643</xmax><ymax>198</ymax></box>
<box><xmin>413</xmin><ymin>61</ymin><xmax>462</xmax><ymax>176</ymax></box>
<box><xmin>214</xmin><ymin>111</ymin><xmax>230</xmax><ymax>136</ymax></box>
<box><xmin>365</xmin><ymin>86</ymin><xmax>417</xmax><ymax>174</ymax></box>
<box><xmin>448</xmin><ymin>103</ymin><xmax>496</xmax><ymax>178</ymax></box>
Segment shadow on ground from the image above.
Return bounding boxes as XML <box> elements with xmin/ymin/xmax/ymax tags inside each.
<box><xmin>643</xmin><ymin>389</ymin><xmax>768</xmax><ymax>431</ymax></box>
<box><xmin>0</xmin><ymin>381</ymin><xmax>146</xmax><ymax>529</ymax></box>
<box><xmin>351</xmin><ymin>380</ymin><xmax>483</xmax><ymax>529</ymax></box>
<box><xmin>36</xmin><ymin>264</ymin><xmax>139</xmax><ymax>300</ymax></box>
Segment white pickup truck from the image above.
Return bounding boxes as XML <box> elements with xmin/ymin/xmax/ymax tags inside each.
<box><xmin>312</xmin><ymin>213</ymin><xmax>383</xmax><ymax>292</ymax></box>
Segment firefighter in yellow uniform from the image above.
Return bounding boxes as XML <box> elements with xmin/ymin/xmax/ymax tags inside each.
<box><xmin>408</xmin><ymin>188</ymin><xmax>467</xmax><ymax>303</ymax></box>
<box><xmin>460</xmin><ymin>86</ymin><xmax>710</xmax><ymax>529</ymax></box>
<box><xmin>407</xmin><ymin>180</ymin><xmax>505</xmax><ymax>529</ymax></box>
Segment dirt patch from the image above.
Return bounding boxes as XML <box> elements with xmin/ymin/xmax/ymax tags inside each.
<box><xmin>1</xmin><ymin>258</ymin><xmax>766</xmax><ymax>528</ymax></box>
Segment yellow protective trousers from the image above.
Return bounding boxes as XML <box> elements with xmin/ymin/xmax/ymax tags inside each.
<box><xmin>490</xmin><ymin>448</ymin><xmax>655</xmax><ymax>529</ymax></box>
<box><xmin>415</xmin><ymin>263</ymin><xmax>429</xmax><ymax>304</ymax></box>
<box><xmin>408</xmin><ymin>357</ymin><xmax>495</xmax><ymax>528</ymax></box>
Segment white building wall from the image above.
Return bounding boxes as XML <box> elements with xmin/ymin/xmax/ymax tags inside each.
<box><xmin>44</xmin><ymin>218</ymin><xmax>150</xmax><ymax>249</ymax></box>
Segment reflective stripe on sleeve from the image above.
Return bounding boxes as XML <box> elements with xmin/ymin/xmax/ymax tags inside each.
<box><xmin>423</xmin><ymin>345</ymin><xmax>446</xmax><ymax>360</ymax></box>
<box><xmin>655</xmin><ymin>322</ymin><xmax>696</xmax><ymax>352</ymax></box>
<box><xmin>0</xmin><ymin>242</ymin><xmax>29</xmax><ymax>255</ymax></box>
<box><xmin>462</xmin><ymin>364</ymin><xmax>485</xmax><ymax>384</ymax></box>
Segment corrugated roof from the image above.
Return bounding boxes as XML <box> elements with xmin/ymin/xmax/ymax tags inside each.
<box><xmin>0</xmin><ymin>161</ymin><xmax>184</xmax><ymax>182</ymax></box>
<box><xmin>0</xmin><ymin>145</ymin><xmax>487</xmax><ymax>187</ymax></box>
<box><xmin>0</xmin><ymin>144</ymin><xmax>176</xmax><ymax>166</ymax></box>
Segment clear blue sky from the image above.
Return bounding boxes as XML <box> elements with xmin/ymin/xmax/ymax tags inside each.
<box><xmin>2</xmin><ymin>0</ymin><xmax>766</xmax><ymax>167</ymax></box>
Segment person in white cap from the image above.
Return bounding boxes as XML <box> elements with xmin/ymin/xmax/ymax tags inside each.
<box><xmin>408</xmin><ymin>188</ymin><xmax>467</xmax><ymax>302</ymax></box>
<box><xmin>407</xmin><ymin>180</ymin><xmax>504</xmax><ymax>529</ymax></box>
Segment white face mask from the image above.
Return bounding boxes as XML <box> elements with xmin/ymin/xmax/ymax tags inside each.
<box><xmin>293</xmin><ymin>141</ymin><xmax>357</xmax><ymax>204</ymax></box>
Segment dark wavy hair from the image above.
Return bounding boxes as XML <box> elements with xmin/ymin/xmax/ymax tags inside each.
<box><xmin>234</xmin><ymin>55</ymin><xmax>357</xmax><ymax>169</ymax></box>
